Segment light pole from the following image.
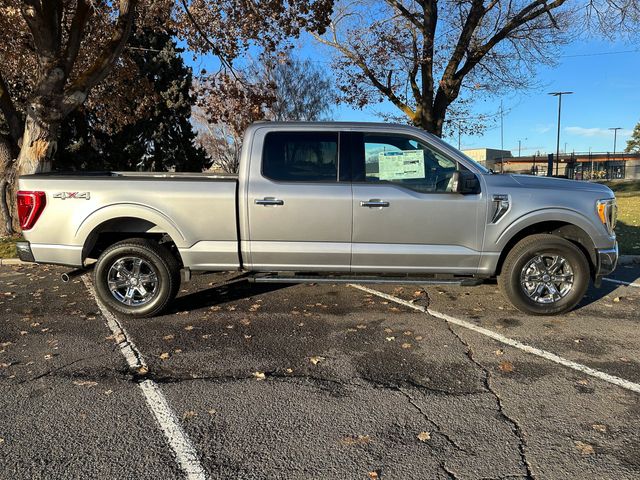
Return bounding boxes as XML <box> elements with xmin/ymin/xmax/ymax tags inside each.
<box><xmin>549</xmin><ymin>91</ymin><xmax>573</xmax><ymax>176</ymax></box>
<box><xmin>609</xmin><ymin>127</ymin><xmax>622</xmax><ymax>158</ymax></box>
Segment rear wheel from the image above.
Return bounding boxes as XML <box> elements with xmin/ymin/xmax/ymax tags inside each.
<box><xmin>94</xmin><ymin>238</ymin><xmax>180</xmax><ymax>317</ymax></box>
<box><xmin>498</xmin><ymin>234</ymin><xmax>590</xmax><ymax>315</ymax></box>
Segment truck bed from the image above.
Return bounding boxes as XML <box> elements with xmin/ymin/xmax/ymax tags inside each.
<box><xmin>18</xmin><ymin>172</ymin><xmax>240</xmax><ymax>270</ymax></box>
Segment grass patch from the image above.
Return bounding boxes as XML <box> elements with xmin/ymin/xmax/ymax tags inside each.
<box><xmin>0</xmin><ymin>236</ymin><xmax>19</xmax><ymax>259</ymax></box>
<box><xmin>615</xmin><ymin>195</ymin><xmax>640</xmax><ymax>255</ymax></box>
<box><xmin>601</xmin><ymin>180</ymin><xmax>640</xmax><ymax>197</ymax></box>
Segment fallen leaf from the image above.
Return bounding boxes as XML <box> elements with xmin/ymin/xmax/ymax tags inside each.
<box><xmin>414</xmin><ymin>336</ymin><xmax>423</xmax><ymax>341</ymax></box>
<box><xmin>73</xmin><ymin>380</ymin><xmax>98</xmax><ymax>387</ymax></box>
<box><xmin>403</xmin><ymin>331</ymin><xmax>412</xmax><ymax>336</ymax></box>
<box><xmin>163</xmin><ymin>334</ymin><xmax>174</xmax><ymax>340</ymax></box>
<box><xmin>104</xmin><ymin>390</ymin><xmax>113</xmax><ymax>395</ymax></box>
<box><xmin>417</xmin><ymin>431</ymin><xmax>431</xmax><ymax>442</ymax></box>
<box><xmin>384</xmin><ymin>328</ymin><xmax>393</xmax><ymax>333</ymax></box>
<box><xmin>285</xmin><ymin>368</ymin><xmax>293</xmax><ymax>374</ymax></box>
<box><xmin>309</xmin><ymin>356</ymin><xmax>325</xmax><ymax>365</ymax></box>
<box><xmin>613</xmin><ymin>296</ymin><xmax>622</xmax><ymax>303</ymax></box>
<box><xmin>368</xmin><ymin>472</ymin><xmax>379</xmax><ymax>479</ymax></box>
<box><xmin>138</xmin><ymin>366</ymin><xmax>149</xmax><ymax>375</ymax></box>
<box><xmin>184</xmin><ymin>325</ymin><xmax>194</xmax><ymax>331</ymax></box>
<box><xmin>498</xmin><ymin>360</ymin><xmax>514</xmax><ymax>373</ymax></box>
<box><xmin>183</xmin><ymin>411</ymin><xmax>198</xmax><ymax>419</ymax></box>
<box><xmin>495</xmin><ymin>349</ymin><xmax>505</xmax><ymax>356</ymax></box>
<box><xmin>592</xmin><ymin>424</ymin><xmax>607</xmax><ymax>433</ymax></box>
<box><xmin>356</xmin><ymin>324</ymin><xmax>367</xmax><ymax>329</ymax></box>
<box><xmin>341</xmin><ymin>434</ymin><xmax>371</xmax><ymax>445</ymax></box>
<box><xmin>253</xmin><ymin>371</ymin><xmax>266</xmax><ymax>380</ymax></box>
<box><xmin>174</xmin><ymin>349</ymin><xmax>182</xmax><ymax>354</ymax></box>
<box><xmin>386</xmin><ymin>336</ymin><xmax>395</xmax><ymax>341</ymax></box>
<box><xmin>240</xmin><ymin>318</ymin><xmax>251</xmax><ymax>326</ymax></box>
<box><xmin>575</xmin><ymin>441</ymin><xmax>595</xmax><ymax>455</ymax></box>
<box><xmin>201</xmin><ymin>334</ymin><xmax>212</xmax><ymax>339</ymax></box>
<box><xmin>401</xmin><ymin>343</ymin><xmax>412</xmax><ymax>349</ymax></box>
<box><xmin>577</xmin><ymin>379</ymin><xmax>589</xmax><ymax>385</ymax></box>
<box><xmin>159</xmin><ymin>352</ymin><xmax>170</xmax><ymax>360</ymax></box>
<box><xmin>208</xmin><ymin>409</ymin><xmax>217</xmax><ymax>415</ymax></box>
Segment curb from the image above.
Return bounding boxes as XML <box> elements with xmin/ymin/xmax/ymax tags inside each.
<box><xmin>0</xmin><ymin>258</ymin><xmax>33</xmax><ymax>266</ymax></box>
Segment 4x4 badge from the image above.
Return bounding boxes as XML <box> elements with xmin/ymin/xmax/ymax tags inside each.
<box><xmin>53</xmin><ymin>192</ymin><xmax>91</xmax><ymax>200</ymax></box>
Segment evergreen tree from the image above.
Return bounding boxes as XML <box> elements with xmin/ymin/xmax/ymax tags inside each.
<box><xmin>58</xmin><ymin>29</ymin><xmax>209</xmax><ymax>172</ymax></box>
<box><xmin>625</xmin><ymin>121</ymin><xmax>640</xmax><ymax>153</ymax></box>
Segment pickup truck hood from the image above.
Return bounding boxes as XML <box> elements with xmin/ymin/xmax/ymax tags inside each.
<box><xmin>509</xmin><ymin>174</ymin><xmax>614</xmax><ymax>196</ymax></box>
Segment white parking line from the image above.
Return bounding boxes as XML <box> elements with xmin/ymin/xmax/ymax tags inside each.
<box><xmin>603</xmin><ymin>277</ymin><xmax>640</xmax><ymax>288</ymax></box>
<box><xmin>82</xmin><ymin>277</ymin><xmax>208</xmax><ymax>480</ymax></box>
<box><xmin>350</xmin><ymin>284</ymin><xmax>640</xmax><ymax>395</ymax></box>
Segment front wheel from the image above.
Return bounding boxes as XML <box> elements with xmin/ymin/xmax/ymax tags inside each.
<box><xmin>498</xmin><ymin>234</ymin><xmax>590</xmax><ymax>316</ymax></box>
<box><xmin>93</xmin><ymin>238</ymin><xmax>181</xmax><ymax>317</ymax></box>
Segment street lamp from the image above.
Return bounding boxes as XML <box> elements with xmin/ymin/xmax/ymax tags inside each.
<box><xmin>609</xmin><ymin>127</ymin><xmax>622</xmax><ymax>158</ymax></box>
<box><xmin>549</xmin><ymin>91</ymin><xmax>574</xmax><ymax>176</ymax></box>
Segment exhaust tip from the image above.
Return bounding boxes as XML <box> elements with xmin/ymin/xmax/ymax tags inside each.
<box><xmin>61</xmin><ymin>273</ymin><xmax>71</xmax><ymax>283</ymax></box>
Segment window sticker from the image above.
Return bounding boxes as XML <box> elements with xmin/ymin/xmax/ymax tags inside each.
<box><xmin>378</xmin><ymin>150</ymin><xmax>425</xmax><ymax>180</ymax></box>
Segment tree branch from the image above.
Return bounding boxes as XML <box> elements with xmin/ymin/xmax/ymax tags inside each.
<box><xmin>63</xmin><ymin>0</ymin><xmax>92</xmax><ymax>75</ymax></box>
<box><xmin>64</xmin><ymin>0</ymin><xmax>138</xmax><ymax>112</ymax></box>
<box><xmin>456</xmin><ymin>0</ymin><xmax>567</xmax><ymax>79</ymax></box>
<box><xmin>384</xmin><ymin>0</ymin><xmax>424</xmax><ymax>31</ymax></box>
<box><xmin>313</xmin><ymin>32</ymin><xmax>415</xmax><ymax>120</ymax></box>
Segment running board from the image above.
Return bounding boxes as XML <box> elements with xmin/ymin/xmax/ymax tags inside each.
<box><xmin>250</xmin><ymin>274</ymin><xmax>484</xmax><ymax>287</ymax></box>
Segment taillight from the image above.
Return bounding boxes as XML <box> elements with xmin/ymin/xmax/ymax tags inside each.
<box><xmin>17</xmin><ymin>191</ymin><xmax>46</xmax><ymax>230</ymax></box>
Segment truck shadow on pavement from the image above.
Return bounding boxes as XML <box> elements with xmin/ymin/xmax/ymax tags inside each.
<box><xmin>168</xmin><ymin>277</ymin><xmax>290</xmax><ymax>314</ymax></box>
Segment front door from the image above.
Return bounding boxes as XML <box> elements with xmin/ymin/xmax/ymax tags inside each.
<box><xmin>246</xmin><ymin>130</ymin><xmax>352</xmax><ymax>271</ymax></box>
<box><xmin>349</xmin><ymin>131</ymin><xmax>485</xmax><ymax>274</ymax></box>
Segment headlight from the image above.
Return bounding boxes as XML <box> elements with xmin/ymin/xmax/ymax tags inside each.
<box><xmin>596</xmin><ymin>198</ymin><xmax>617</xmax><ymax>235</ymax></box>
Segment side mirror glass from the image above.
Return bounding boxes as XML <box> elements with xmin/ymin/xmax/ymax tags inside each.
<box><xmin>456</xmin><ymin>170</ymin><xmax>481</xmax><ymax>194</ymax></box>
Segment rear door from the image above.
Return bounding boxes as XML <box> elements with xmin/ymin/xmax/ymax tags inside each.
<box><xmin>349</xmin><ymin>131</ymin><xmax>484</xmax><ymax>273</ymax></box>
<box><xmin>245</xmin><ymin>129</ymin><xmax>352</xmax><ymax>271</ymax></box>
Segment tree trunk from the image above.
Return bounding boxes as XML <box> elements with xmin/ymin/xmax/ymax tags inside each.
<box><xmin>0</xmin><ymin>134</ymin><xmax>18</xmax><ymax>235</ymax></box>
<box><xmin>16</xmin><ymin>113</ymin><xmax>58</xmax><ymax>176</ymax></box>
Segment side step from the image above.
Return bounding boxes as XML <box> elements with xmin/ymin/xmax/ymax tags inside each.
<box><xmin>250</xmin><ymin>273</ymin><xmax>484</xmax><ymax>287</ymax></box>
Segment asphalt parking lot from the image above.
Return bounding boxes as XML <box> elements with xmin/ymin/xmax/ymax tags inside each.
<box><xmin>0</xmin><ymin>263</ymin><xmax>639</xmax><ymax>479</ymax></box>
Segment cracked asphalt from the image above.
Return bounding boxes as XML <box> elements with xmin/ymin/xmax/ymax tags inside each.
<box><xmin>1</xmin><ymin>263</ymin><xmax>639</xmax><ymax>479</ymax></box>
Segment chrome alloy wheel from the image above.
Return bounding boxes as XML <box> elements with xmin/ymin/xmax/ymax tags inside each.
<box><xmin>107</xmin><ymin>257</ymin><xmax>159</xmax><ymax>306</ymax></box>
<box><xmin>520</xmin><ymin>254</ymin><xmax>574</xmax><ymax>304</ymax></box>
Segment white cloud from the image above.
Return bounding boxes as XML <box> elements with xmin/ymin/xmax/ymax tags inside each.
<box><xmin>534</xmin><ymin>123</ymin><xmax>553</xmax><ymax>134</ymax></box>
<box><xmin>565</xmin><ymin>126</ymin><xmax>632</xmax><ymax>138</ymax></box>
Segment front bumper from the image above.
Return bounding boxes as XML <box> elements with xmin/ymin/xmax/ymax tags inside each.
<box><xmin>595</xmin><ymin>242</ymin><xmax>618</xmax><ymax>279</ymax></box>
<box><xmin>16</xmin><ymin>241</ymin><xmax>35</xmax><ymax>263</ymax></box>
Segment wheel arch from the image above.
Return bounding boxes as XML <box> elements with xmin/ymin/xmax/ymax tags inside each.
<box><xmin>78</xmin><ymin>206</ymin><xmax>186</xmax><ymax>266</ymax></box>
<box><xmin>495</xmin><ymin>220</ymin><xmax>597</xmax><ymax>277</ymax></box>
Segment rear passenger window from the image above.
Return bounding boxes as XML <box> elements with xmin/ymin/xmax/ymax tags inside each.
<box><xmin>262</xmin><ymin>132</ymin><xmax>338</xmax><ymax>182</ymax></box>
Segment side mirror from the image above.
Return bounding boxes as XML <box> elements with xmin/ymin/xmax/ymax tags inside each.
<box><xmin>453</xmin><ymin>170</ymin><xmax>481</xmax><ymax>194</ymax></box>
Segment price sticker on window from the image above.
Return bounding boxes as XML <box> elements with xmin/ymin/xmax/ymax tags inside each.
<box><xmin>378</xmin><ymin>150</ymin><xmax>425</xmax><ymax>180</ymax></box>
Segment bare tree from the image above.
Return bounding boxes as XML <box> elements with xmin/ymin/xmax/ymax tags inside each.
<box><xmin>260</xmin><ymin>57</ymin><xmax>335</xmax><ymax>121</ymax></box>
<box><xmin>196</xmin><ymin>55</ymin><xmax>336</xmax><ymax>173</ymax></box>
<box><xmin>313</xmin><ymin>0</ymin><xmax>578</xmax><ymax>137</ymax></box>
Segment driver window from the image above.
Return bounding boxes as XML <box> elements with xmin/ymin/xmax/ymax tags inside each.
<box><xmin>363</xmin><ymin>134</ymin><xmax>458</xmax><ymax>193</ymax></box>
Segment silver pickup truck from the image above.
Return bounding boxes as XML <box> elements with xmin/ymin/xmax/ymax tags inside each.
<box><xmin>16</xmin><ymin>122</ymin><xmax>618</xmax><ymax>317</ymax></box>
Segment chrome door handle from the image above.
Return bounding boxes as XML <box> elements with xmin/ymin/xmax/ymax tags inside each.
<box><xmin>255</xmin><ymin>197</ymin><xmax>284</xmax><ymax>206</ymax></box>
<box><xmin>360</xmin><ymin>199</ymin><xmax>390</xmax><ymax>208</ymax></box>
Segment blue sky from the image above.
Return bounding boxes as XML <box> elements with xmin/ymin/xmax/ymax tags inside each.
<box><xmin>185</xmin><ymin>35</ymin><xmax>640</xmax><ymax>156</ymax></box>
<box><xmin>321</xmin><ymin>38</ymin><xmax>640</xmax><ymax>155</ymax></box>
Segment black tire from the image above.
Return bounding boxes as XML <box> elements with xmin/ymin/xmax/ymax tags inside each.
<box><xmin>93</xmin><ymin>238</ymin><xmax>180</xmax><ymax>318</ymax></box>
<box><xmin>498</xmin><ymin>234</ymin><xmax>590</xmax><ymax>316</ymax></box>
